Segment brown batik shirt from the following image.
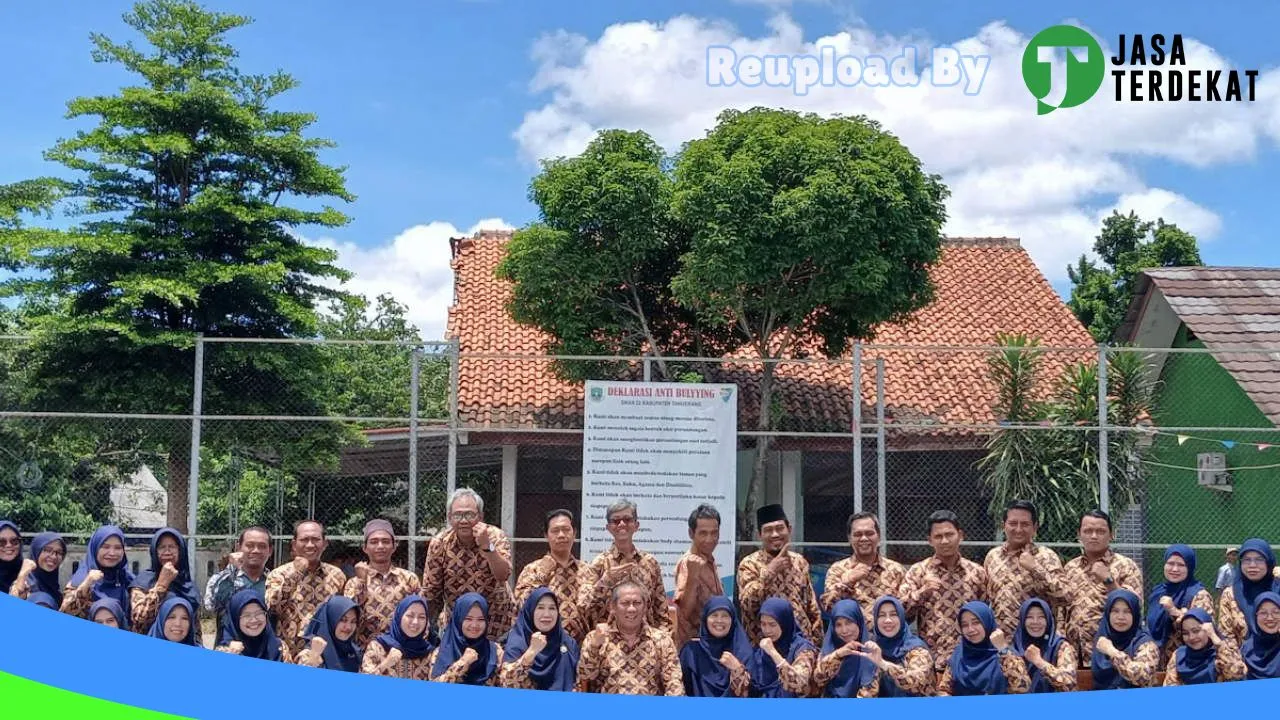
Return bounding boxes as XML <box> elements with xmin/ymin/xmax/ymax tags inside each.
<box><xmin>812</xmin><ymin>653</ymin><xmax>883</xmax><ymax>697</ymax></box>
<box><xmin>130</xmin><ymin>586</ymin><xmax>204</xmax><ymax>646</ymax></box>
<box><xmin>673</xmin><ymin>550</ymin><xmax>724</xmax><ymax>649</ymax></box>
<box><xmin>1161</xmin><ymin>637</ymin><xmax>1247</xmax><ymax>685</ymax></box>
<box><xmin>265</xmin><ymin>561</ymin><xmax>348</xmax><ymax>656</ymax></box>
<box><xmin>574</xmin><ymin>623</ymin><xmax>684</xmax><ymax>695</ymax></box>
<box><xmin>1155</xmin><ymin>588</ymin><xmax>1216</xmax><ymax>662</ymax></box>
<box><xmin>882</xmin><ymin>646</ymin><xmax>937</xmax><ymax>696</ymax></box>
<box><xmin>982</xmin><ymin>543</ymin><xmax>1064</xmax><ymax>637</ymax></box>
<box><xmin>820</xmin><ymin>554</ymin><xmax>908</xmax><ymax>621</ymax></box>
<box><xmin>513</xmin><ymin>553</ymin><xmax>584</xmax><ymax>642</ymax></box>
<box><xmin>737</xmin><ymin>549</ymin><xmax>823</xmax><ymax>645</ymax></box>
<box><xmin>935</xmin><ymin>651</ymin><xmax>1032</xmax><ymax>695</ymax></box>
<box><xmin>421</xmin><ymin>527</ymin><xmax>516</xmax><ymax>641</ymax></box>
<box><xmin>360</xmin><ymin>640</ymin><xmax>434</xmax><ymax>681</ymax></box>
<box><xmin>428</xmin><ymin>642</ymin><xmax>504</xmax><ymax>685</ymax></box>
<box><xmin>899</xmin><ymin>555</ymin><xmax>990</xmax><ymax>672</ymax></box>
<box><xmin>1053</xmin><ymin>550</ymin><xmax>1142</xmax><ymax>664</ymax></box>
<box><xmin>343</xmin><ymin>566</ymin><xmax>421</xmax><ymax>647</ymax></box>
<box><xmin>1031</xmin><ymin>642</ymin><xmax>1079</xmax><ymax>691</ymax></box>
<box><xmin>577</xmin><ymin>545</ymin><xmax>672</xmax><ymax>633</ymax></box>
<box><xmin>1217</xmin><ymin>587</ymin><xmax>1249</xmax><ymax>648</ymax></box>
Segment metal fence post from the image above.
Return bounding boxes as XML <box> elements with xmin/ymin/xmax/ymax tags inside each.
<box><xmin>876</xmin><ymin>357</ymin><xmax>886</xmax><ymax>556</ymax></box>
<box><xmin>187</xmin><ymin>333</ymin><xmax>204</xmax><ymax>572</ymax></box>
<box><xmin>852</xmin><ymin>342</ymin><xmax>863</xmax><ymax>514</ymax></box>
<box><xmin>447</xmin><ymin>337</ymin><xmax>459</xmax><ymax>498</ymax></box>
<box><xmin>643</xmin><ymin>354</ymin><xmax>652</xmax><ymax>383</ymax></box>
<box><xmin>1098</xmin><ymin>344</ymin><xmax>1110</xmax><ymax>513</ymax></box>
<box><xmin>408</xmin><ymin>347</ymin><xmax>421</xmax><ymax>572</ymax></box>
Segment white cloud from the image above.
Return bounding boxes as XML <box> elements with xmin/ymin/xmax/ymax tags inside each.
<box><xmin>514</xmin><ymin>13</ymin><xmax>1270</xmax><ymax>287</ymax></box>
<box><xmin>310</xmin><ymin>218</ymin><xmax>514</xmax><ymax>340</ymax></box>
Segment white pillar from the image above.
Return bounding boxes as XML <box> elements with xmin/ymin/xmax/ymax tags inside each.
<box><xmin>781</xmin><ymin>451</ymin><xmax>802</xmax><ymax>540</ymax></box>
<box><xmin>501</xmin><ymin>445</ymin><xmax>517</xmax><ymax>539</ymax></box>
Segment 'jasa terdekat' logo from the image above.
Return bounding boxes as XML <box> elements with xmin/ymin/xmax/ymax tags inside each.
<box><xmin>1021</xmin><ymin>25</ymin><xmax>1260</xmax><ymax>115</ymax></box>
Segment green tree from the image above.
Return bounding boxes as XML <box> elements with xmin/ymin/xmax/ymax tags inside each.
<box><xmin>0</xmin><ymin>0</ymin><xmax>359</xmax><ymax>532</ymax></box>
<box><xmin>1068</xmin><ymin>211</ymin><xmax>1203</xmax><ymax>342</ymax></box>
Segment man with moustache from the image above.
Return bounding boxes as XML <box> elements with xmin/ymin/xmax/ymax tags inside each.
<box><xmin>1051</xmin><ymin>510</ymin><xmax>1143</xmax><ymax>665</ymax></box>
<box><xmin>205</xmin><ymin>526</ymin><xmax>273</xmax><ymax>647</ymax></box>
<box><xmin>983</xmin><ymin>500</ymin><xmax>1063</xmax><ymax>637</ymax></box>
<box><xmin>736</xmin><ymin>504</ymin><xmax>822</xmax><ymax>645</ymax></box>
<box><xmin>673</xmin><ymin>503</ymin><xmax>725</xmax><ymax>648</ymax></box>
<box><xmin>422</xmin><ymin>487</ymin><xmax>517</xmax><ymax>641</ymax></box>
<box><xmin>513</xmin><ymin>508</ymin><xmax>585</xmax><ymax>641</ymax></box>
<box><xmin>343</xmin><ymin>518</ymin><xmax>421</xmax><ymax>647</ymax></box>
<box><xmin>820</xmin><ymin>512</ymin><xmax>906</xmax><ymax>621</ymax></box>
<box><xmin>575</xmin><ymin>581</ymin><xmax>684</xmax><ymax>695</ymax></box>
<box><xmin>265</xmin><ymin>520</ymin><xmax>348</xmax><ymax>656</ymax></box>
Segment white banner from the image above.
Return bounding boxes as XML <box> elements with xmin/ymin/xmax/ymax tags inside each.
<box><xmin>580</xmin><ymin>381</ymin><xmax>738</xmax><ymax>599</ymax></box>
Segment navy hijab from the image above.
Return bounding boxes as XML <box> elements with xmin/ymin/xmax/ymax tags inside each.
<box><xmin>27</xmin><ymin>532</ymin><xmax>66</xmax><ymax>607</ymax></box>
<box><xmin>1241</xmin><ymin>592</ymin><xmax>1280</xmax><ymax>680</ymax></box>
<box><xmin>131</xmin><ymin>528</ymin><xmax>200</xmax><ymax>611</ymax></box>
<box><xmin>0</xmin><ymin>521</ymin><xmax>22</xmax><ymax>594</ymax></box>
<box><xmin>948</xmin><ymin>601</ymin><xmax>1006</xmax><ymax>696</ymax></box>
<box><xmin>504</xmin><ymin>587</ymin><xmax>580</xmax><ymax>692</ymax></box>
<box><xmin>147</xmin><ymin>596</ymin><xmax>197</xmax><ymax>645</ymax></box>
<box><xmin>818</xmin><ymin>599</ymin><xmax>878</xmax><ymax>697</ymax></box>
<box><xmin>304</xmin><ymin>596</ymin><xmax>364</xmax><ymax>672</ymax></box>
<box><xmin>27</xmin><ymin>592</ymin><xmax>57</xmax><ymax>609</ymax></box>
<box><xmin>432</xmin><ymin>592</ymin><xmax>500</xmax><ymax>684</ymax></box>
<box><xmin>68</xmin><ymin>525</ymin><xmax>134</xmax><ymax>617</ymax></box>
<box><xmin>871</xmin><ymin>595</ymin><xmax>928</xmax><ymax>697</ymax></box>
<box><xmin>89</xmin><ymin>597</ymin><xmax>130</xmax><ymax>630</ymax></box>
<box><xmin>1172</xmin><ymin>608</ymin><xmax>1219</xmax><ymax>685</ymax></box>
<box><xmin>749</xmin><ymin>596</ymin><xmax>815</xmax><ymax>698</ymax></box>
<box><xmin>1013</xmin><ymin>597</ymin><xmax>1066</xmax><ymax>693</ymax></box>
<box><xmin>678</xmin><ymin>595</ymin><xmax>753</xmax><ymax>697</ymax></box>
<box><xmin>221</xmin><ymin>589</ymin><xmax>284</xmax><ymax>661</ymax></box>
<box><xmin>375</xmin><ymin>596</ymin><xmax>436</xmax><ymax>660</ymax></box>
<box><xmin>1147</xmin><ymin>545</ymin><xmax>1206</xmax><ymax>646</ymax></box>
<box><xmin>1090</xmin><ymin>589</ymin><xmax>1154</xmax><ymax>690</ymax></box>
<box><xmin>1233</xmin><ymin>539</ymin><xmax>1280</xmax><ymax>638</ymax></box>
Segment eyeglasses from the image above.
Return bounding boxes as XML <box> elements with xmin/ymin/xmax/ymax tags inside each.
<box><xmin>608</xmin><ymin>516</ymin><xmax>636</xmax><ymax>526</ymax></box>
<box><xmin>451</xmin><ymin>511</ymin><xmax>478</xmax><ymax>522</ymax></box>
<box><xmin>241</xmin><ymin>611</ymin><xmax>268</xmax><ymax>622</ymax></box>
<box><xmin>1241</xmin><ymin>557</ymin><xmax>1269</xmax><ymax>566</ymax></box>
<box><xmin>1257</xmin><ymin>609</ymin><xmax>1280</xmax><ymax>621</ymax></box>
<box><xmin>0</xmin><ymin>538</ymin><xmax>20</xmax><ymax>547</ymax></box>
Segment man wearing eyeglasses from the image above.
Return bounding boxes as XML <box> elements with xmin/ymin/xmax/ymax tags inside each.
<box><xmin>421</xmin><ymin>487</ymin><xmax>516</xmax><ymax>641</ymax></box>
<box><xmin>820</xmin><ymin>512</ymin><xmax>906</xmax><ymax>622</ymax></box>
<box><xmin>578</xmin><ymin>499</ymin><xmax>673</xmax><ymax>634</ymax></box>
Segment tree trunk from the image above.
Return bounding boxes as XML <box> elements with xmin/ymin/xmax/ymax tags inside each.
<box><xmin>743</xmin><ymin>361</ymin><xmax>776</xmax><ymax>540</ymax></box>
<box><xmin>167</xmin><ymin>441</ymin><xmax>192</xmax><ymax>533</ymax></box>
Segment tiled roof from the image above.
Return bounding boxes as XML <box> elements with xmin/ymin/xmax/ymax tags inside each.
<box><xmin>446</xmin><ymin>230</ymin><xmax>1096</xmax><ymax>448</ymax></box>
<box><xmin>1126</xmin><ymin>268</ymin><xmax>1280</xmax><ymax>424</ymax></box>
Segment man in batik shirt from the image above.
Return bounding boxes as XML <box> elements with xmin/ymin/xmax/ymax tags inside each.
<box><xmin>673</xmin><ymin>503</ymin><xmax>725</xmax><ymax>648</ymax></box>
<box><xmin>982</xmin><ymin>500</ymin><xmax>1063</xmax><ymax>637</ymax></box>
<box><xmin>343</xmin><ymin>518</ymin><xmax>421</xmax><ymax>647</ymax></box>
<box><xmin>820</xmin><ymin>512</ymin><xmax>906</xmax><ymax>621</ymax></box>
<box><xmin>204</xmin><ymin>526</ymin><xmax>272</xmax><ymax>647</ymax></box>
<box><xmin>900</xmin><ymin>510</ymin><xmax>990</xmax><ymax>673</ymax></box>
<box><xmin>1050</xmin><ymin>510</ymin><xmax>1142</xmax><ymax>665</ymax></box>
<box><xmin>577</xmin><ymin>499</ymin><xmax>673</xmax><ymax>633</ymax></box>
<box><xmin>737</xmin><ymin>504</ymin><xmax>823</xmax><ymax>645</ymax></box>
<box><xmin>265</xmin><ymin>520</ymin><xmax>348</xmax><ymax>656</ymax></box>
<box><xmin>513</xmin><ymin>508</ymin><xmax>584</xmax><ymax>641</ymax></box>
<box><xmin>575</xmin><ymin>581</ymin><xmax>684</xmax><ymax>695</ymax></box>
<box><xmin>421</xmin><ymin>487</ymin><xmax>516</xmax><ymax>641</ymax></box>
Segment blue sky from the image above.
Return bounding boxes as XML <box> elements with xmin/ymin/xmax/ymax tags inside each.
<box><xmin>3</xmin><ymin>0</ymin><xmax>1279</xmax><ymax>338</ymax></box>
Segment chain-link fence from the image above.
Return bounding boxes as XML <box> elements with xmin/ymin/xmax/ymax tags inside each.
<box><xmin>3</xmin><ymin>335</ymin><xmax>1278</xmax><ymax>611</ymax></box>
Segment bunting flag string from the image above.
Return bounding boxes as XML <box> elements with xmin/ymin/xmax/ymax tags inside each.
<box><xmin>1146</xmin><ymin>428</ymin><xmax>1275</xmax><ymax>451</ymax></box>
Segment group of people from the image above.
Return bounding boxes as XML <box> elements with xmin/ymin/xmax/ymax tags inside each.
<box><xmin>3</xmin><ymin>494</ymin><xmax>1279</xmax><ymax>697</ymax></box>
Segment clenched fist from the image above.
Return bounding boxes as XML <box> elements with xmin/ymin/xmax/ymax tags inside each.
<box><xmin>528</xmin><ymin>631</ymin><xmax>548</xmax><ymax>655</ymax></box>
<box><xmin>227</xmin><ymin>641</ymin><xmax>244</xmax><ymax>655</ymax></box>
<box><xmin>310</xmin><ymin>636</ymin><xmax>328</xmax><ymax>656</ymax></box>
<box><xmin>355</xmin><ymin>562</ymin><xmax>370</xmax><ymax>581</ymax></box>
<box><xmin>460</xmin><ymin>647</ymin><xmax>479</xmax><ymax>666</ymax></box>
<box><xmin>158</xmin><ymin>562</ymin><xmax>179</xmax><ymax>588</ymax></box>
<box><xmin>82</xmin><ymin>569</ymin><xmax>104</xmax><ymax>588</ymax></box>
<box><xmin>384</xmin><ymin>647</ymin><xmax>403</xmax><ymax>666</ymax></box>
<box><xmin>988</xmin><ymin>629</ymin><xmax>1009</xmax><ymax>650</ymax></box>
<box><xmin>1018</xmin><ymin>553</ymin><xmax>1039</xmax><ymax>573</ymax></box>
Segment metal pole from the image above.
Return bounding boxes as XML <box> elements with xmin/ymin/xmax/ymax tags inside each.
<box><xmin>852</xmin><ymin>342</ymin><xmax>863</xmax><ymax>514</ymax></box>
<box><xmin>1098</xmin><ymin>344</ymin><xmax>1110</xmax><ymax>513</ymax></box>
<box><xmin>187</xmin><ymin>333</ymin><xmax>203</xmax><ymax>572</ymax></box>
<box><xmin>876</xmin><ymin>358</ymin><xmax>887</xmax><ymax>558</ymax></box>
<box><xmin>408</xmin><ymin>347</ymin><xmax>421</xmax><ymax>572</ymax></box>
<box><xmin>643</xmin><ymin>355</ymin><xmax>652</xmax><ymax>383</ymax></box>
<box><xmin>447</xmin><ymin>338</ymin><xmax>459</xmax><ymax>498</ymax></box>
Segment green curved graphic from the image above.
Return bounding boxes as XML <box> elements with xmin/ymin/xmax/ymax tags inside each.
<box><xmin>0</xmin><ymin>671</ymin><xmax>193</xmax><ymax>718</ymax></box>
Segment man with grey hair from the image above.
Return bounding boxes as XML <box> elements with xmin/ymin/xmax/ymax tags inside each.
<box><xmin>421</xmin><ymin>487</ymin><xmax>516</xmax><ymax>640</ymax></box>
<box><xmin>578</xmin><ymin>499</ymin><xmax>673</xmax><ymax>634</ymax></box>
<box><xmin>575</xmin><ymin>580</ymin><xmax>684</xmax><ymax>695</ymax></box>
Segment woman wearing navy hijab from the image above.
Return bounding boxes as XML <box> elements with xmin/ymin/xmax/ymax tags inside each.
<box><xmin>297</xmin><ymin>596</ymin><xmax>364</xmax><ymax>672</ymax></box>
<box><xmin>429</xmin><ymin>592</ymin><xmax>503</xmax><ymax>685</ymax></box>
<box><xmin>1220</xmin><ymin>538</ymin><xmax>1280</xmax><ymax>646</ymax></box>
<box><xmin>749</xmin><ymin>596</ymin><xmax>817</xmax><ymax>698</ymax></box>
<box><xmin>501</xmin><ymin>587</ymin><xmax>580</xmax><ymax>692</ymax></box>
<box><xmin>147</xmin><ymin>596</ymin><xmax>198</xmax><ymax>646</ymax></box>
<box><xmin>216</xmin><ymin>589</ymin><xmax>289</xmax><ymax>662</ymax></box>
<box><xmin>936</xmin><ymin>601</ymin><xmax>1029</xmax><ymax>696</ymax></box>
<box><xmin>1014</xmin><ymin>597</ymin><xmax>1076</xmax><ymax>692</ymax></box>
<box><xmin>27</xmin><ymin>592</ymin><xmax>58</xmax><ymax>609</ymax></box>
<box><xmin>61</xmin><ymin>525</ymin><xmax>135</xmax><ymax>620</ymax></box>
<box><xmin>9</xmin><ymin>532</ymin><xmax>67</xmax><ymax>607</ymax></box>
<box><xmin>0</xmin><ymin>521</ymin><xmax>22</xmax><ymax>594</ymax></box>
<box><xmin>361</xmin><ymin>595</ymin><xmax>436</xmax><ymax>680</ymax></box>
<box><xmin>1162</xmin><ymin>608</ymin><xmax>1246</xmax><ymax>685</ymax></box>
<box><xmin>130</xmin><ymin>527</ymin><xmax>202</xmax><ymax>644</ymax></box>
<box><xmin>90</xmin><ymin>597</ymin><xmax>130</xmax><ymax>630</ymax></box>
<box><xmin>867</xmin><ymin>595</ymin><xmax>934</xmax><ymax>697</ymax></box>
<box><xmin>1090</xmin><ymin>589</ymin><xmax>1160</xmax><ymax>689</ymax></box>
<box><xmin>1147</xmin><ymin>544</ymin><xmax>1214</xmax><ymax>661</ymax></box>
<box><xmin>677</xmin><ymin>595</ymin><xmax>752</xmax><ymax>697</ymax></box>
<box><xmin>1241</xmin><ymin>591</ymin><xmax>1280</xmax><ymax>680</ymax></box>
<box><xmin>812</xmin><ymin>599</ymin><xmax>880</xmax><ymax>697</ymax></box>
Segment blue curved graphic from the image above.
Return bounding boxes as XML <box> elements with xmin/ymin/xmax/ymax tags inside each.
<box><xmin>1</xmin><ymin>593</ymin><xmax>1276</xmax><ymax>717</ymax></box>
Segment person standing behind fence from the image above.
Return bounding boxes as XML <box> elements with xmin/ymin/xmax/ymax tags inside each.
<box><xmin>1216</xmin><ymin>547</ymin><xmax>1238</xmax><ymax>596</ymax></box>
<box><xmin>265</xmin><ymin>520</ymin><xmax>347</xmax><ymax>657</ymax></box>
<box><xmin>204</xmin><ymin>526</ymin><xmax>272</xmax><ymax>647</ymax></box>
<box><xmin>821</xmin><ymin>512</ymin><xmax>906</xmax><ymax>622</ymax></box>
<box><xmin>736</xmin><ymin>504</ymin><xmax>822</xmax><ymax>646</ymax></box>
<box><xmin>61</xmin><ymin>525</ymin><xmax>135</xmax><ymax>621</ymax></box>
<box><xmin>983</xmin><ymin>501</ymin><xmax>1063</xmax><ymax>638</ymax></box>
<box><xmin>343</xmin><ymin>518</ymin><xmax>420</xmax><ymax>647</ymax></box>
<box><xmin>422</xmin><ymin>488</ymin><xmax>516</xmax><ymax>642</ymax></box>
<box><xmin>514</xmin><ymin>509</ymin><xmax>584</xmax><ymax>642</ymax></box>
<box><xmin>577</xmin><ymin>499</ymin><xmax>673</xmax><ymax>635</ymax></box>
<box><xmin>130</xmin><ymin>527</ymin><xmax>203</xmax><ymax>645</ymax></box>
<box><xmin>10</xmin><ymin>532</ymin><xmax>67</xmax><ymax>607</ymax></box>
<box><xmin>1053</xmin><ymin>510</ymin><xmax>1143</xmax><ymax>666</ymax></box>
<box><xmin>673</xmin><ymin>504</ymin><xmax>725</xmax><ymax>649</ymax></box>
<box><xmin>899</xmin><ymin>510</ymin><xmax>990</xmax><ymax>676</ymax></box>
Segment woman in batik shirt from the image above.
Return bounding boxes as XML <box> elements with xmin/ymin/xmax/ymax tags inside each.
<box><xmin>61</xmin><ymin>525</ymin><xmax>135</xmax><ymax>621</ymax></box>
<box><xmin>867</xmin><ymin>595</ymin><xmax>934</xmax><ymax>697</ymax></box>
<box><xmin>0</xmin><ymin>521</ymin><xmax>21</xmax><ymax>595</ymax></box>
<box><xmin>812</xmin><ymin>599</ymin><xmax>879</xmax><ymax>697</ymax></box>
<box><xmin>9</xmin><ymin>532</ymin><xmax>67</xmax><ymax>606</ymax></box>
<box><xmin>1219</xmin><ymin>538</ymin><xmax>1280</xmax><ymax>646</ymax></box>
<box><xmin>678</xmin><ymin>595</ymin><xmax>752</xmax><ymax>697</ymax></box>
<box><xmin>1090</xmin><ymin>589</ymin><xmax>1160</xmax><ymax>689</ymax></box>
<box><xmin>130</xmin><ymin>527</ymin><xmax>202</xmax><ymax>644</ymax></box>
<box><xmin>147</xmin><ymin>597</ymin><xmax>198</xmax><ymax>646</ymax></box>
<box><xmin>216</xmin><ymin>589</ymin><xmax>291</xmax><ymax>662</ymax></box>
<box><xmin>430</xmin><ymin>592</ymin><xmax>503</xmax><ymax>685</ymax></box>
<box><xmin>1241</xmin><ymin>591</ymin><xmax>1280</xmax><ymax>680</ymax></box>
<box><xmin>297</xmin><ymin>596</ymin><xmax>364</xmax><ymax>672</ymax></box>
<box><xmin>1147</xmin><ymin>545</ymin><xmax>1214</xmax><ymax>662</ymax></box>
<box><xmin>748</xmin><ymin>596</ymin><xmax>817</xmax><ymax>698</ymax></box>
<box><xmin>361</xmin><ymin>595</ymin><xmax>436</xmax><ymax>680</ymax></box>
<box><xmin>935</xmin><ymin>601</ymin><xmax>1030</xmax><ymax>696</ymax></box>
<box><xmin>90</xmin><ymin>598</ymin><xmax>129</xmax><ymax>630</ymax></box>
<box><xmin>1162</xmin><ymin>608</ymin><xmax>1246</xmax><ymax>685</ymax></box>
<box><xmin>1014</xmin><ymin>597</ymin><xmax>1076</xmax><ymax>692</ymax></box>
<box><xmin>501</xmin><ymin>587</ymin><xmax>579</xmax><ymax>692</ymax></box>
